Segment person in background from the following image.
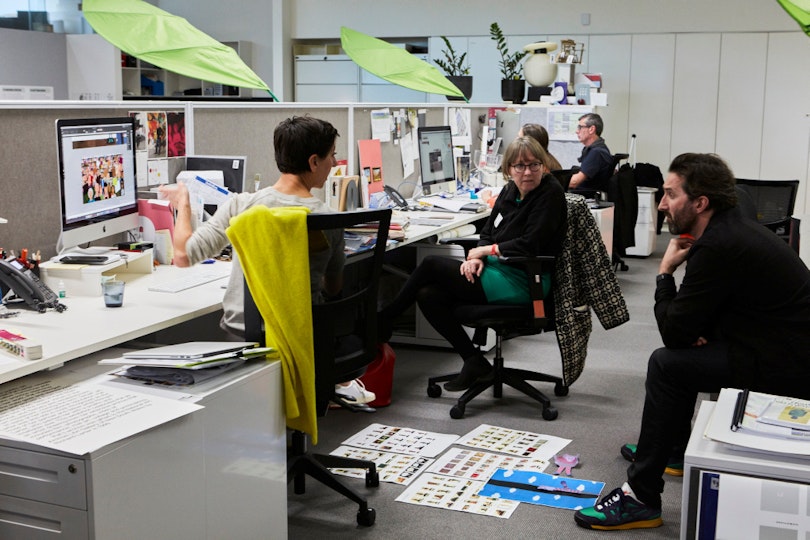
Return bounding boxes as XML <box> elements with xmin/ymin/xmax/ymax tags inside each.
<box><xmin>159</xmin><ymin>115</ymin><xmax>375</xmax><ymax>406</ymax></box>
<box><xmin>568</xmin><ymin>112</ymin><xmax>613</xmax><ymax>192</ymax></box>
<box><xmin>574</xmin><ymin>153</ymin><xmax>810</xmax><ymax>531</ymax></box>
<box><xmin>518</xmin><ymin>123</ymin><xmax>562</xmax><ymax>171</ymax></box>
<box><xmin>377</xmin><ymin>137</ymin><xmax>567</xmax><ymax>391</ymax></box>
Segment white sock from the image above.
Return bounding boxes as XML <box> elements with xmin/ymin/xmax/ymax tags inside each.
<box><xmin>621</xmin><ymin>481</ymin><xmax>637</xmax><ymax>499</ymax></box>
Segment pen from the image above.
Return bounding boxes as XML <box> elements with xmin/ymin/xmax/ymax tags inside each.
<box><xmin>730</xmin><ymin>388</ymin><xmax>749</xmax><ymax>431</ymax></box>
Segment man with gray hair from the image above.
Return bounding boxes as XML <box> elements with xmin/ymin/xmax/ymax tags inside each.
<box><xmin>569</xmin><ymin>112</ymin><xmax>613</xmax><ymax>191</ymax></box>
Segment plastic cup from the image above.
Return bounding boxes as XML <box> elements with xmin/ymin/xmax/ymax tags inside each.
<box><xmin>102</xmin><ymin>280</ymin><xmax>125</xmax><ymax>307</ymax></box>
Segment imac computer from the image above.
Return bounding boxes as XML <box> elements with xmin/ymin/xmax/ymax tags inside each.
<box><xmin>56</xmin><ymin>117</ymin><xmax>139</xmax><ymax>254</ymax></box>
<box><xmin>417</xmin><ymin>126</ymin><xmax>456</xmax><ymax>196</ymax></box>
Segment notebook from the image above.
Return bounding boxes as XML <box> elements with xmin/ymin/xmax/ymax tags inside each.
<box><xmin>123</xmin><ymin>341</ymin><xmax>258</xmax><ymax>360</ymax></box>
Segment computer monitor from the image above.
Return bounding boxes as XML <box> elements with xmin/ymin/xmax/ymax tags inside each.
<box><xmin>56</xmin><ymin>117</ymin><xmax>139</xmax><ymax>253</ymax></box>
<box><xmin>417</xmin><ymin>126</ymin><xmax>456</xmax><ymax>195</ymax></box>
<box><xmin>184</xmin><ymin>155</ymin><xmax>247</xmax><ymax>194</ymax></box>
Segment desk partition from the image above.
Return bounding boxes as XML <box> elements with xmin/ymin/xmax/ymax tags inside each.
<box><xmin>0</xmin><ymin>101</ymin><xmax>495</xmax><ymax>259</ymax></box>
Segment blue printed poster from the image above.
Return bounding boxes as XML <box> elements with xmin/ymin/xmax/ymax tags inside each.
<box><xmin>479</xmin><ymin>469</ymin><xmax>605</xmax><ymax>510</ymax></box>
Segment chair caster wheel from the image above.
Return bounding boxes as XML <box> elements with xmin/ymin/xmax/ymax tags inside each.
<box><xmin>554</xmin><ymin>383</ymin><xmax>569</xmax><ymax>397</ymax></box>
<box><xmin>366</xmin><ymin>471</ymin><xmax>380</xmax><ymax>487</ymax></box>
<box><xmin>427</xmin><ymin>383</ymin><xmax>442</xmax><ymax>398</ymax></box>
<box><xmin>450</xmin><ymin>404</ymin><xmax>465</xmax><ymax>419</ymax></box>
<box><xmin>542</xmin><ymin>406</ymin><xmax>558</xmax><ymax>421</ymax></box>
<box><xmin>357</xmin><ymin>507</ymin><xmax>376</xmax><ymax>527</ymax></box>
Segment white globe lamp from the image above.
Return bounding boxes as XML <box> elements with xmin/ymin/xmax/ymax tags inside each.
<box><xmin>522</xmin><ymin>41</ymin><xmax>558</xmax><ymax>87</ymax></box>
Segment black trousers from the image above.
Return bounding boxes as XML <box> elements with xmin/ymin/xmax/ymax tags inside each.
<box><xmin>380</xmin><ymin>255</ymin><xmax>487</xmax><ymax>361</ymax></box>
<box><xmin>627</xmin><ymin>341</ymin><xmax>729</xmax><ymax>509</ymax></box>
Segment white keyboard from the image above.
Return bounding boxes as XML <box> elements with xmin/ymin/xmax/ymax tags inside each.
<box><xmin>148</xmin><ymin>269</ymin><xmax>230</xmax><ymax>293</ymax></box>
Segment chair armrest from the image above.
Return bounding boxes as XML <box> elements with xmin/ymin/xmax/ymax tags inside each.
<box><xmin>438</xmin><ymin>235</ymin><xmax>480</xmax><ymax>256</ymax></box>
<box><xmin>499</xmin><ymin>255</ymin><xmax>555</xmax><ymax>318</ymax></box>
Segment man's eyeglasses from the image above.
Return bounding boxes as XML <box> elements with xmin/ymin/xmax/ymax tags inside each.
<box><xmin>576</xmin><ymin>124</ymin><xmax>590</xmax><ymax>131</ymax></box>
<box><xmin>511</xmin><ymin>162</ymin><xmax>543</xmax><ymax>173</ymax></box>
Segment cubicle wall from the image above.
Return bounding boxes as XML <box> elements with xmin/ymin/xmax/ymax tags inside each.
<box><xmin>0</xmin><ymin>104</ymin><xmax>181</xmax><ymax>258</ymax></box>
<box><xmin>0</xmin><ymin>102</ymin><xmax>493</xmax><ymax>259</ymax></box>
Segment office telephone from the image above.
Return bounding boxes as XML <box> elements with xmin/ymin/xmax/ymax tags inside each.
<box><xmin>0</xmin><ymin>259</ymin><xmax>66</xmax><ymax>312</ymax></box>
<box><xmin>383</xmin><ymin>185</ymin><xmax>409</xmax><ymax>209</ymax></box>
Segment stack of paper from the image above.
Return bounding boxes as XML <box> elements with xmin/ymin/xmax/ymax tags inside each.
<box><xmin>98</xmin><ymin>341</ymin><xmax>275</xmax><ymax>370</ymax></box>
<box><xmin>704</xmin><ymin>389</ymin><xmax>810</xmax><ymax>456</ymax></box>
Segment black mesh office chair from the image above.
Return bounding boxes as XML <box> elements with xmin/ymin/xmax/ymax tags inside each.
<box><xmin>426</xmin><ymin>251</ymin><xmax>566</xmax><ymax>420</ymax></box>
<box><xmin>243</xmin><ymin>208</ymin><xmax>392</xmax><ymax>527</ymax></box>
<box><xmin>734</xmin><ymin>179</ymin><xmax>799</xmax><ymax>242</ymax></box>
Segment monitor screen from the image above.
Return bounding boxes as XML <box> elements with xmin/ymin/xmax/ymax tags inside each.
<box><xmin>56</xmin><ymin>117</ymin><xmax>139</xmax><ymax>253</ymax></box>
<box><xmin>185</xmin><ymin>155</ymin><xmax>247</xmax><ymax>194</ymax></box>
<box><xmin>417</xmin><ymin>126</ymin><xmax>456</xmax><ymax>195</ymax></box>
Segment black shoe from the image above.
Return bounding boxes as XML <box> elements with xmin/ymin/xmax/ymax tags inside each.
<box><xmin>620</xmin><ymin>443</ymin><xmax>684</xmax><ymax>477</ymax></box>
<box><xmin>443</xmin><ymin>357</ymin><xmax>492</xmax><ymax>392</ymax></box>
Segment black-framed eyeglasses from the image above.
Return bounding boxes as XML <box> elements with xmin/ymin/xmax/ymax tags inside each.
<box><xmin>511</xmin><ymin>162</ymin><xmax>543</xmax><ymax>173</ymax></box>
<box><xmin>576</xmin><ymin>123</ymin><xmax>590</xmax><ymax>131</ymax></box>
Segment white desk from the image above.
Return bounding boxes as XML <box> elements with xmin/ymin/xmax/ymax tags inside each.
<box><xmin>0</xmin><ymin>262</ymin><xmax>288</xmax><ymax>539</ymax></box>
<box><xmin>390</xmin><ymin>208</ymin><xmax>491</xmax><ymax>248</ymax></box>
<box><xmin>0</xmin><ymin>262</ymin><xmax>230</xmax><ymax>385</ymax></box>
<box><xmin>0</xmin><ymin>351</ymin><xmax>286</xmax><ymax>540</ymax></box>
<box><xmin>681</xmin><ymin>401</ymin><xmax>810</xmax><ymax>539</ymax></box>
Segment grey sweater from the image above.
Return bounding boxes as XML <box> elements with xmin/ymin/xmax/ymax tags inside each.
<box><xmin>185</xmin><ymin>187</ymin><xmax>344</xmax><ymax>336</ymax></box>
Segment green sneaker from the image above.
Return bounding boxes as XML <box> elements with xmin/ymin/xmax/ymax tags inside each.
<box><xmin>620</xmin><ymin>443</ymin><xmax>684</xmax><ymax>477</ymax></box>
<box><xmin>574</xmin><ymin>487</ymin><xmax>663</xmax><ymax>531</ymax></box>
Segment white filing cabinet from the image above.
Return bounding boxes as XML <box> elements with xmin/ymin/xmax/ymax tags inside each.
<box><xmin>0</xmin><ymin>358</ymin><xmax>287</xmax><ymax>540</ymax></box>
<box><xmin>681</xmin><ymin>401</ymin><xmax>810</xmax><ymax>540</ymax></box>
<box><xmin>626</xmin><ymin>187</ymin><xmax>658</xmax><ymax>257</ymax></box>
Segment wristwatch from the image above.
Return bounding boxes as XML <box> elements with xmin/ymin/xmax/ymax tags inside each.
<box><xmin>656</xmin><ymin>273</ymin><xmax>673</xmax><ymax>284</ymax></box>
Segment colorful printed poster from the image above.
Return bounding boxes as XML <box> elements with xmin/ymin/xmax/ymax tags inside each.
<box><xmin>479</xmin><ymin>469</ymin><xmax>604</xmax><ymax>511</ymax></box>
<box><xmin>456</xmin><ymin>424</ymin><xmax>571</xmax><ymax>460</ymax></box>
<box><xmin>427</xmin><ymin>448</ymin><xmax>549</xmax><ymax>481</ymax></box>
<box><xmin>396</xmin><ymin>473</ymin><xmax>519</xmax><ymax>519</ymax></box>
<box><xmin>328</xmin><ymin>446</ymin><xmax>433</xmax><ymax>486</ymax></box>
<box><xmin>340</xmin><ymin>423</ymin><xmax>458</xmax><ymax>458</ymax></box>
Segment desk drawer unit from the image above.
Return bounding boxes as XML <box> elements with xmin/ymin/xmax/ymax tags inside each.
<box><xmin>0</xmin><ymin>446</ymin><xmax>88</xmax><ymax>539</ymax></box>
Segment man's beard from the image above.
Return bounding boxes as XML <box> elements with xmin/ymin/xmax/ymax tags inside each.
<box><xmin>665</xmin><ymin>210</ymin><xmax>695</xmax><ymax>236</ymax></box>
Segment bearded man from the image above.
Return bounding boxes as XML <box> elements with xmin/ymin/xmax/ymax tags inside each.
<box><xmin>575</xmin><ymin>152</ymin><xmax>810</xmax><ymax>531</ymax></box>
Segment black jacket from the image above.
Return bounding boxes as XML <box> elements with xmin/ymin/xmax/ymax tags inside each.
<box><xmin>654</xmin><ymin>208</ymin><xmax>810</xmax><ymax>398</ymax></box>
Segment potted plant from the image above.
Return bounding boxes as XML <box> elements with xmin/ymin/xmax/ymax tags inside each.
<box><xmin>433</xmin><ymin>36</ymin><xmax>472</xmax><ymax>101</ymax></box>
<box><xmin>489</xmin><ymin>22</ymin><xmax>528</xmax><ymax>103</ymax></box>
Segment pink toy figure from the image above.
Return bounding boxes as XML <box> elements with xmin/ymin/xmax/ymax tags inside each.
<box><xmin>554</xmin><ymin>453</ymin><xmax>580</xmax><ymax>476</ymax></box>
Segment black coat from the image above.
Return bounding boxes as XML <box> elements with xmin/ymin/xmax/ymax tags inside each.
<box><xmin>654</xmin><ymin>208</ymin><xmax>810</xmax><ymax>399</ymax></box>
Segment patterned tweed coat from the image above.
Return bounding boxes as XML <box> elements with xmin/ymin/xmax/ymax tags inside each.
<box><xmin>552</xmin><ymin>194</ymin><xmax>630</xmax><ymax>386</ymax></box>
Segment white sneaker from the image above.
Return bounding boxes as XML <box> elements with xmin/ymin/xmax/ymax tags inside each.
<box><xmin>334</xmin><ymin>379</ymin><xmax>376</xmax><ymax>405</ymax></box>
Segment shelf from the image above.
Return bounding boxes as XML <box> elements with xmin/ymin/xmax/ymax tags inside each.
<box><xmin>120</xmin><ymin>41</ymin><xmax>253</xmax><ymax>99</ymax></box>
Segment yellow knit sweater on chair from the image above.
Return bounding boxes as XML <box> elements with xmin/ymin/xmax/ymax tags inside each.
<box><xmin>226</xmin><ymin>205</ymin><xmax>319</xmax><ymax>443</ymax></box>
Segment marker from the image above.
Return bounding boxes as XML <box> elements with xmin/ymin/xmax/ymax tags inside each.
<box><xmin>202</xmin><ymin>259</ymin><xmax>216</xmax><ymax>264</ymax></box>
<box><xmin>679</xmin><ymin>234</ymin><xmax>695</xmax><ymax>240</ymax></box>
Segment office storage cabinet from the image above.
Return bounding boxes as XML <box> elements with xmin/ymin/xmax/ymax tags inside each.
<box><xmin>681</xmin><ymin>402</ymin><xmax>810</xmax><ymax>540</ymax></box>
<box><xmin>294</xmin><ymin>53</ymin><xmax>429</xmax><ymax>103</ymax></box>
<box><xmin>122</xmin><ymin>41</ymin><xmax>253</xmax><ymax>98</ymax></box>
<box><xmin>626</xmin><ymin>187</ymin><xmax>657</xmax><ymax>257</ymax></box>
<box><xmin>0</xmin><ymin>359</ymin><xmax>286</xmax><ymax>540</ymax></box>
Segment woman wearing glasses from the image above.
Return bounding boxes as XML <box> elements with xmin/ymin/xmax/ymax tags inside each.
<box><xmin>378</xmin><ymin>137</ymin><xmax>567</xmax><ymax>391</ymax></box>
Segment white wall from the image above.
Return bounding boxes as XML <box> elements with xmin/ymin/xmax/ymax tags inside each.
<box><xmin>288</xmin><ymin>0</ymin><xmax>797</xmax><ymax>37</ymax></box>
<box><xmin>155</xmin><ymin>0</ymin><xmax>810</xmax><ymax>212</ymax></box>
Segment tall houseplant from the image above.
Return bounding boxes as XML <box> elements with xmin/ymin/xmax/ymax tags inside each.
<box><xmin>433</xmin><ymin>36</ymin><xmax>473</xmax><ymax>101</ymax></box>
<box><xmin>489</xmin><ymin>22</ymin><xmax>528</xmax><ymax>103</ymax></box>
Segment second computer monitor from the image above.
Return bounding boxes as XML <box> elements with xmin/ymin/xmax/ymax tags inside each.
<box><xmin>417</xmin><ymin>126</ymin><xmax>456</xmax><ymax>195</ymax></box>
<box><xmin>185</xmin><ymin>155</ymin><xmax>247</xmax><ymax>194</ymax></box>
